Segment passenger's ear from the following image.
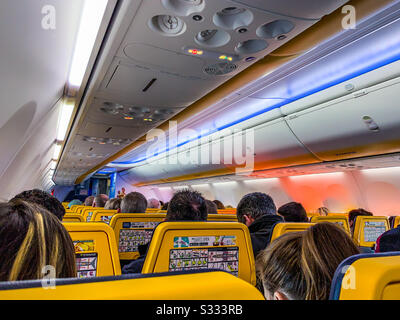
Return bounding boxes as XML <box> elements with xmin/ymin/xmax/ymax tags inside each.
<box><xmin>243</xmin><ymin>215</ymin><xmax>254</xmax><ymax>227</ymax></box>
<box><xmin>274</xmin><ymin>291</ymin><xmax>289</xmax><ymax>300</ymax></box>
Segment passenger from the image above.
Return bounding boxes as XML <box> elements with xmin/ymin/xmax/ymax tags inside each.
<box><xmin>122</xmin><ymin>189</ymin><xmax>207</xmax><ymax>274</ymax></box>
<box><xmin>92</xmin><ymin>194</ymin><xmax>109</xmax><ymax>208</ymax></box>
<box><xmin>84</xmin><ymin>195</ymin><xmax>95</xmax><ymax>207</ymax></box>
<box><xmin>11</xmin><ymin>189</ymin><xmax>66</xmax><ymax>221</ymax></box>
<box><xmin>388</xmin><ymin>216</ymin><xmax>396</xmax><ymax>228</ymax></box>
<box><xmin>317</xmin><ymin>207</ymin><xmax>329</xmax><ymax>216</ymax></box>
<box><xmin>226</xmin><ymin>205</ymin><xmax>233</xmax><ymax>209</ymax></box>
<box><xmin>277</xmin><ymin>202</ymin><xmax>308</xmax><ymax>223</ymax></box>
<box><xmin>213</xmin><ymin>200</ymin><xmax>225</xmax><ymax>210</ymax></box>
<box><xmin>118</xmin><ymin>192</ymin><xmax>147</xmax><ymax>213</ymax></box>
<box><xmin>161</xmin><ymin>202</ymin><xmax>169</xmax><ymax>210</ymax></box>
<box><xmin>256</xmin><ymin>222</ymin><xmax>360</xmax><ymax>300</ymax></box>
<box><xmin>375</xmin><ymin>224</ymin><xmax>400</xmax><ymax>253</ymax></box>
<box><xmin>348</xmin><ymin>208</ymin><xmax>373</xmax><ymax>234</ymax></box>
<box><xmin>104</xmin><ymin>198</ymin><xmax>121</xmax><ymax>210</ymax></box>
<box><xmin>236</xmin><ymin>192</ymin><xmax>283</xmax><ymax>258</ymax></box>
<box><xmin>205</xmin><ymin>199</ymin><xmax>218</xmax><ymax>214</ymax></box>
<box><xmin>0</xmin><ymin>199</ymin><xmax>76</xmax><ymax>281</ymax></box>
<box><xmin>147</xmin><ymin>198</ymin><xmax>160</xmax><ymax>209</ymax></box>
<box><xmin>67</xmin><ymin>199</ymin><xmax>82</xmax><ymax>209</ymax></box>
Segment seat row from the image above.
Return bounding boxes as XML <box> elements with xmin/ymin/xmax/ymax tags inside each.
<box><xmin>1</xmin><ymin>215</ymin><xmax>399</xmax><ymax>299</ymax></box>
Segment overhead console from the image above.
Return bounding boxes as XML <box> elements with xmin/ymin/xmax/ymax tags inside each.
<box><xmin>55</xmin><ymin>0</ymin><xmax>352</xmax><ymax>185</ymax></box>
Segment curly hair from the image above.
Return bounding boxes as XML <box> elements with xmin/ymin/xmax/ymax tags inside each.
<box><xmin>166</xmin><ymin>189</ymin><xmax>207</xmax><ymax>221</ymax></box>
<box><xmin>12</xmin><ymin>189</ymin><xmax>65</xmax><ymax>220</ymax></box>
<box><xmin>237</xmin><ymin>192</ymin><xmax>276</xmax><ymax>224</ymax></box>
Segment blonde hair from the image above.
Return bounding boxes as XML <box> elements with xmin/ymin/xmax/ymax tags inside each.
<box><xmin>256</xmin><ymin>222</ymin><xmax>360</xmax><ymax>300</ymax></box>
<box><xmin>0</xmin><ymin>199</ymin><xmax>76</xmax><ymax>281</ymax></box>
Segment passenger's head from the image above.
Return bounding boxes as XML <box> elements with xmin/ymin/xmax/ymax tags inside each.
<box><xmin>84</xmin><ymin>195</ymin><xmax>95</xmax><ymax>207</ymax></box>
<box><xmin>104</xmin><ymin>198</ymin><xmax>121</xmax><ymax>210</ymax></box>
<box><xmin>120</xmin><ymin>192</ymin><xmax>147</xmax><ymax>213</ymax></box>
<box><xmin>166</xmin><ymin>189</ymin><xmax>207</xmax><ymax>221</ymax></box>
<box><xmin>205</xmin><ymin>200</ymin><xmax>218</xmax><ymax>214</ymax></box>
<box><xmin>68</xmin><ymin>199</ymin><xmax>82</xmax><ymax>209</ymax></box>
<box><xmin>256</xmin><ymin>222</ymin><xmax>360</xmax><ymax>300</ymax></box>
<box><xmin>277</xmin><ymin>202</ymin><xmax>308</xmax><ymax>223</ymax></box>
<box><xmin>161</xmin><ymin>202</ymin><xmax>169</xmax><ymax>210</ymax></box>
<box><xmin>375</xmin><ymin>226</ymin><xmax>400</xmax><ymax>253</ymax></box>
<box><xmin>147</xmin><ymin>198</ymin><xmax>160</xmax><ymax>209</ymax></box>
<box><xmin>0</xmin><ymin>199</ymin><xmax>76</xmax><ymax>281</ymax></box>
<box><xmin>237</xmin><ymin>192</ymin><xmax>276</xmax><ymax>226</ymax></box>
<box><xmin>213</xmin><ymin>200</ymin><xmax>225</xmax><ymax>210</ymax></box>
<box><xmin>317</xmin><ymin>207</ymin><xmax>329</xmax><ymax>216</ymax></box>
<box><xmin>93</xmin><ymin>194</ymin><xmax>109</xmax><ymax>208</ymax></box>
<box><xmin>12</xmin><ymin>189</ymin><xmax>66</xmax><ymax>221</ymax></box>
<box><xmin>348</xmin><ymin>208</ymin><xmax>373</xmax><ymax>232</ymax></box>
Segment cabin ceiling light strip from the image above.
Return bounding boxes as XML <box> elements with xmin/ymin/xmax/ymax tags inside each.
<box><xmin>68</xmin><ymin>0</ymin><xmax>108</xmax><ymax>87</ymax></box>
<box><xmin>53</xmin><ymin>144</ymin><xmax>62</xmax><ymax>160</ymax></box>
<box><xmin>57</xmin><ymin>101</ymin><xmax>74</xmax><ymax>141</ymax></box>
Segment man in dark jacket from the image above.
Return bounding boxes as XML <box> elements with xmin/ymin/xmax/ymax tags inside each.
<box><xmin>236</xmin><ymin>192</ymin><xmax>283</xmax><ymax>259</ymax></box>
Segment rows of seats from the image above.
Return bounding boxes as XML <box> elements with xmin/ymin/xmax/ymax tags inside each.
<box><xmin>33</xmin><ymin>202</ymin><xmax>400</xmax><ymax>299</ymax></box>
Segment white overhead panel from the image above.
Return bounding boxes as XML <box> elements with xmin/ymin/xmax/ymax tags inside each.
<box><xmin>285</xmin><ymin>76</ymin><xmax>400</xmax><ymax>161</ymax></box>
<box><xmin>230</xmin><ymin>0</ymin><xmax>349</xmax><ymax>20</ymax></box>
<box><xmin>55</xmin><ymin>0</ymin><xmax>350</xmax><ymax>185</ymax></box>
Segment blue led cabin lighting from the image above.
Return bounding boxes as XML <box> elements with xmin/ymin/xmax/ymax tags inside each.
<box><xmin>108</xmin><ymin>21</ymin><xmax>400</xmax><ymax>167</ymax></box>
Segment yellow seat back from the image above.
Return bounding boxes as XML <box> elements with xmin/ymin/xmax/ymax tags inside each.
<box><xmin>0</xmin><ymin>271</ymin><xmax>264</xmax><ymax>300</ymax></box>
<box><xmin>145</xmin><ymin>208</ymin><xmax>160</xmax><ymax>213</ymax></box>
<box><xmin>61</xmin><ymin>202</ymin><xmax>69</xmax><ymax>209</ymax></box>
<box><xmin>310</xmin><ymin>215</ymin><xmax>350</xmax><ymax>234</ymax></box>
<box><xmin>142</xmin><ymin>222</ymin><xmax>256</xmax><ymax>285</ymax></box>
<box><xmin>270</xmin><ymin>222</ymin><xmax>315</xmax><ymax>243</ymax></box>
<box><xmin>109</xmin><ymin>213</ymin><xmax>166</xmax><ymax>260</ymax></box>
<box><xmin>62</xmin><ymin>213</ymin><xmax>84</xmax><ymax>222</ymax></box>
<box><xmin>328</xmin><ymin>213</ymin><xmax>348</xmax><ymax>217</ymax></box>
<box><xmin>330</xmin><ymin>252</ymin><xmax>400</xmax><ymax>300</ymax></box>
<box><xmin>90</xmin><ymin>209</ymin><xmax>118</xmax><ymax>224</ymax></box>
<box><xmin>353</xmin><ymin>216</ymin><xmax>390</xmax><ymax>247</ymax></box>
<box><xmin>218</xmin><ymin>209</ymin><xmax>237</xmax><ymax>214</ymax></box>
<box><xmin>70</xmin><ymin>205</ymin><xmax>84</xmax><ymax>213</ymax></box>
<box><xmin>394</xmin><ymin>216</ymin><xmax>400</xmax><ymax>228</ymax></box>
<box><xmin>207</xmin><ymin>214</ymin><xmax>238</xmax><ymax>222</ymax></box>
<box><xmin>63</xmin><ymin>222</ymin><xmax>121</xmax><ymax>277</ymax></box>
<box><xmin>80</xmin><ymin>207</ymin><xmax>96</xmax><ymax>221</ymax></box>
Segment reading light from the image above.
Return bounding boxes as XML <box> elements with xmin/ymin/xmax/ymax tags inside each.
<box><xmin>56</xmin><ymin>101</ymin><xmax>74</xmax><ymax>141</ymax></box>
<box><xmin>68</xmin><ymin>0</ymin><xmax>108</xmax><ymax>87</ymax></box>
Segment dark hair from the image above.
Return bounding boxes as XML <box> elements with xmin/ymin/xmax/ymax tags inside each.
<box><xmin>257</xmin><ymin>222</ymin><xmax>360</xmax><ymax>300</ymax></box>
<box><xmin>278</xmin><ymin>202</ymin><xmax>308</xmax><ymax>223</ymax></box>
<box><xmin>166</xmin><ymin>189</ymin><xmax>207</xmax><ymax>221</ymax></box>
<box><xmin>161</xmin><ymin>202</ymin><xmax>169</xmax><ymax>210</ymax></box>
<box><xmin>348</xmin><ymin>208</ymin><xmax>373</xmax><ymax>233</ymax></box>
<box><xmin>12</xmin><ymin>189</ymin><xmax>65</xmax><ymax>220</ymax></box>
<box><xmin>0</xmin><ymin>199</ymin><xmax>76</xmax><ymax>281</ymax></box>
<box><xmin>375</xmin><ymin>227</ymin><xmax>400</xmax><ymax>253</ymax></box>
<box><xmin>205</xmin><ymin>200</ymin><xmax>218</xmax><ymax>214</ymax></box>
<box><xmin>213</xmin><ymin>200</ymin><xmax>225</xmax><ymax>210</ymax></box>
<box><xmin>237</xmin><ymin>192</ymin><xmax>276</xmax><ymax>224</ymax></box>
<box><xmin>120</xmin><ymin>192</ymin><xmax>147</xmax><ymax>213</ymax></box>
